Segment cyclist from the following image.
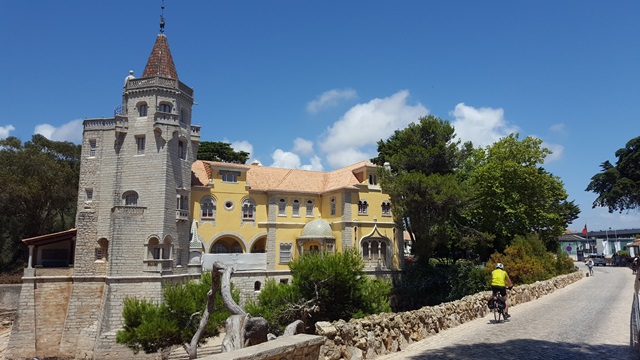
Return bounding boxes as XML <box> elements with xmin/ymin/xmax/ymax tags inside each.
<box><xmin>491</xmin><ymin>263</ymin><xmax>513</xmax><ymax>319</ymax></box>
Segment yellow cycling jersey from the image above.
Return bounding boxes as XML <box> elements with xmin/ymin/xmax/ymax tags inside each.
<box><xmin>491</xmin><ymin>268</ymin><xmax>509</xmax><ymax>287</ymax></box>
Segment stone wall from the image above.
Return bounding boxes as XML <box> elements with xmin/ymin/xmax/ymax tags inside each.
<box><xmin>316</xmin><ymin>271</ymin><xmax>584</xmax><ymax>360</ymax></box>
<box><xmin>0</xmin><ymin>284</ymin><xmax>21</xmax><ymax>310</ymax></box>
<box><xmin>202</xmin><ymin>334</ymin><xmax>324</xmax><ymax>360</ymax></box>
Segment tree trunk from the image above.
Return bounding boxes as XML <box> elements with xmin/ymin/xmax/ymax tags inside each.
<box><xmin>214</xmin><ymin>262</ymin><xmax>269</xmax><ymax>352</ymax></box>
<box><xmin>183</xmin><ymin>266</ymin><xmax>221</xmax><ymax>359</ymax></box>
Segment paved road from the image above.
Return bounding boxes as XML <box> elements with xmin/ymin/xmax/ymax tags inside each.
<box><xmin>378</xmin><ymin>263</ymin><xmax>639</xmax><ymax>360</ymax></box>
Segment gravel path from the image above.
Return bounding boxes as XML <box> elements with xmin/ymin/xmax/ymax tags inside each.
<box><xmin>377</xmin><ymin>263</ymin><xmax>639</xmax><ymax>360</ymax></box>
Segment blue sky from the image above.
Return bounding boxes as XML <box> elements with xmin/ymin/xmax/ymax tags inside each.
<box><xmin>1</xmin><ymin>1</ymin><xmax>639</xmax><ymax>233</ymax></box>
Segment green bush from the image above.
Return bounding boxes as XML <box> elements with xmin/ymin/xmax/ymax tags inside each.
<box><xmin>244</xmin><ymin>279</ymin><xmax>300</xmax><ymax>335</ymax></box>
<box><xmin>248</xmin><ymin>249</ymin><xmax>391</xmax><ymax>332</ymax></box>
<box><xmin>392</xmin><ymin>261</ymin><xmax>489</xmax><ymax>311</ymax></box>
<box><xmin>116</xmin><ymin>272</ymin><xmax>233</xmax><ymax>354</ymax></box>
<box><xmin>487</xmin><ymin>233</ymin><xmax>575</xmax><ymax>285</ymax></box>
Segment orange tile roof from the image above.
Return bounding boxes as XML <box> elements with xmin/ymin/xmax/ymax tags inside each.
<box><xmin>191</xmin><ymin>160</ymin><xmax>379</xmax><ymax>194</ymax></box>
<box><xmin>142</xmin><ymin>34</ymin><xmax>178</xmax><ymax>79</ymax></box>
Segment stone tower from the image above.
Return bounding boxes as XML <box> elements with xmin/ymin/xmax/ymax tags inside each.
<box><xmin>5</xmin><ymin>29</ymin><xmax>200</xmax><ymax>359</ymax></box>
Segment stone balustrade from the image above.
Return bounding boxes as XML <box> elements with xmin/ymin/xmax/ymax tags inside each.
<box><xmin>316</xmin><ymin>271</ymin><xmax>584</xmax><ymax>360</ymax></box>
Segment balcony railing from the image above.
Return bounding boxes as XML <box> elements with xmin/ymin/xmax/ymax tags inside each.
<box><xmin>126</xmin><ymin>76</ymin><xmax>194</xmax><ymax>98</ymax></box>
<box><xmin>143</xmin><ymin>259</ymin><xmax>173</xmax><ymax>273</ymax></box>
<box><xmin>202</xmin><ymin>253</ymin><xmax>267</xmax><ymax>272</ymax></box>
<box><xmin>176</xmin><ymin>209</ymin><xmax>189</xmax><ymax>221</ymax></box>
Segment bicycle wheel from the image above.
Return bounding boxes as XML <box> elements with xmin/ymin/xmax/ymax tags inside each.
<box><xmin>493</xmin><ymin>308</ymin><xmax>501</xmax><ymax>323</ymax></box>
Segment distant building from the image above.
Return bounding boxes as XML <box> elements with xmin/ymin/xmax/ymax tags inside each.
<box><xmin>559</xmin><ymin>228</ymin><xmax>640</xmax><ymax>260</ymax></box>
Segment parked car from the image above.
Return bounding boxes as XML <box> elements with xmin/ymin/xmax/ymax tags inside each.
<box><xmin>589</xmin><ymin>254</ymin><xmax>606</xmax><ymax>266</ymax></box>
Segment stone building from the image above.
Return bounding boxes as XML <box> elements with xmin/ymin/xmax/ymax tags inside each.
<box><xmin>6</xmin><ymin>21</ymin><xmax>402</xmax><ymax>360</ymax></box>
<box><xmin>7</xmin><ymin>28</ymin><xmax>200</xmax><ymax>359</ymax></box>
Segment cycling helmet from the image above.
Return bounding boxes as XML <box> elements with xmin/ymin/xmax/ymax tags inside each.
<box><xmin>496</xmin><ymin>263</ymin><xmax>504</xmax><ymax>269</ymax></box>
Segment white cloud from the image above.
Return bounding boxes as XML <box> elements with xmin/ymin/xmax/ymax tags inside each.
<box><xmin>307</xmin><ymin>88</ymin><xmax>357</xmax><ymax>113</ymax></box>
<box><xmin>293</xmin><ymin>138</ymin><xmax>314</xmax><ymax>155</ymax></box>
<box><xmin>450</xmin><ymin>103</ymin><xmax>518</xmax><ymax>147</ymax></box>
<box><xmin>541</xmin><ymin>140</ymin><xmax>564</xmax><ymax>163</ymax></box>
<box><xmin>300</xmin><ymin>155</ymin><xmax>324</xmax><ymax>171</ymax></box>
<box><xmin>230</xmin><ymin>140</ymin><xmax>254</xmax><ymax>159</ymax></box>
<box><xmin>34</xmin><ymin>119</ymin><xmax>83</xmax><ymax>143</ymax></box>
<box><xmin>271</xmin><ymin>149</ymin><xmax>302</xmax><ymax>169</ymax></box>
<box><xmin>325</xmin><ymin>148</ymin><xmax>373</xmax><ymax>169</ymax></box>
<box><xmin>0</xmin><ymin>124</ymin><xmax>15</xmax><ymax>139</ymax></box>
<box><xmin>549</xmin><ymin>123</ymin><xmax>566</xmax><ymax>134</ymax></box>
<box><xmin>270</xmin><ymin>149</ymin><xmax>324</xmax><ymax>171</ymax></box>
<box><xmin>319</xmin><ymin>90</ymin><xmax>428</xmax><ymax>169</ymax></box>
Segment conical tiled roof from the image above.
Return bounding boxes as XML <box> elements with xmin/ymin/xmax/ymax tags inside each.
<box><xmin>142</xmin><ymin>34</ymin><xmax>178</xmax><ymax>79</ymax></box>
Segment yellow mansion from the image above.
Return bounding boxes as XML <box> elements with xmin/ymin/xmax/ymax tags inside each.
<box><xmin>189</xmin><ymin>159</ymin><xmax>403</xmax><ymax>297</ymax></box>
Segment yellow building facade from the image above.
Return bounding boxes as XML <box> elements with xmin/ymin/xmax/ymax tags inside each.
<box><xmin>189</xmin><ymin>160</ymin><xmax>402</xmax><ymax>299</ymax></box>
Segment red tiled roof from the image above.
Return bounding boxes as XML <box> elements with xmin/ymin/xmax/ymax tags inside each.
<box><xmin>191</xmin><ymin>160</ymin><xmax>379</xmax><ymax>194</ymax></box>
<box><xmin>142</xmin><ymin>34</ymin><xmax>178</xmax><ymax>79</ymax></box>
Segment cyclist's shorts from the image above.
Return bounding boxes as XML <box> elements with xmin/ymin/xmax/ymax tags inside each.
<box><xmin>491</xmin><ymin>286</ymin><xmax>506</xmax><ymax>297</ymax></box>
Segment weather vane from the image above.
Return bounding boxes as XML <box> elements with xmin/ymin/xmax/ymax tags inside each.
<box><xmin>160</xmin><ymin>0</ymin><xmax>165</xmax><ymax>33</ymax></box>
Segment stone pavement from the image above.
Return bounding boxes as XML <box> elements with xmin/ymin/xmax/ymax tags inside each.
<box><xmin>377</xmin><ymin>263</ymin><xmax>639</xmax><ymax>360</ymax></box>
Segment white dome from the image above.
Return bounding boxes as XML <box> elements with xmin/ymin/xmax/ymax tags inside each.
<box><xmin>300</xmin><ymin>219</ymin><xmax>334</xmax><ymax>239</ymax></box>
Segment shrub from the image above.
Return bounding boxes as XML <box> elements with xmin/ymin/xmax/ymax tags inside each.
<box><xmin>289</xmin><ymin>249</ymin><xmax>391</xmax><ymax>323</ymax></box>
<box><xmin>116</xmin><ymin>272</ymin><xmax>233</xmax><ymax>354</ymax></box>
<box><xmin>487</xmin><ymin>233</ymin><xmax>575</xmax><ymax>285</ymax></box>
<box><xmin>248</xmin><ymin>249</ymin><xmax>391</xmax><ymax>331</ymax></box>
<box><xmin>392</xmin><ymin>261</ymin><xmax>489</xmax><ymax>312</ymax></box>
<box><xmin>244</xmin><ymin>279</ymin><xmax>300</xmax><ymax>335</ymax></box>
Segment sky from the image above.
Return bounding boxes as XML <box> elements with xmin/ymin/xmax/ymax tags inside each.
<box><xmin>1</xmin><ymin>1</ymin><xmax>639</xmax><ymax>233</ymax></box>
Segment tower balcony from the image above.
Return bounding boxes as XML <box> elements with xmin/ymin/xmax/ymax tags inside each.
<box><xmin>176</xmin><ymin>209</ymin><xmax>189</xmax><ymax>221</ymax></box>
<box><xmin>125</xmin><ymin>76</ymin><xmax>194</xmax><ymax>98</ymax></box>
<box><xmin>190</xmin><ymin>125</ymin><xmax>201</xmax><ymax>140</ymax></box>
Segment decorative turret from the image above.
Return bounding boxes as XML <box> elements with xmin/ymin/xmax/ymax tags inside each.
<box><xmin>141</xmin><ymin>34</ymin><xmax>179</xmax><ymax>79</ymax></box>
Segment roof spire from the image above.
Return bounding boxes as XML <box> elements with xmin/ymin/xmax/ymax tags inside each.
<box><xmin>160</xmin><ymin>0</ymin><xmax>165</xmax><ymax>34</ymax></box>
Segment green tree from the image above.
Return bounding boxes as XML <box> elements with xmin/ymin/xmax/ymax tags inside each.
<box><xmin>372</xmin><ymin>115</ymin><xmax>476</xmax><ymax>263</ymax></box>
<box><xmin>197</xmin><ymin>141</ymin><xmax>249</xmax><ymax>163</ymax></box>
<box><xmin>0</xmin><ymin>135</ymin><xmax>80</xmax><ymax>271</ymax></box>
<box><xmin>116</xmin><ymin>272</ymin><xmax>233</xmax><ymax>358</ymax></box>
<box><xmin>586</xmin><ymin>135</ymin><xmax>640</xmax><ymax>213</ymax></box>
<box><xmin>465</xmin><ymin>134</ymin><xmax>579</xmax><ymax>254</ymax></box>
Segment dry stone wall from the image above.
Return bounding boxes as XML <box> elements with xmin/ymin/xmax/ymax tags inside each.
<box><xmin>316</xmin><ymin>271</ymin><xmax>584</xmax><ymax>360</ymax></box>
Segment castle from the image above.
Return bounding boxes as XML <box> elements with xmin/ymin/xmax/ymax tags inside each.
<box><xmin>6</xmin><ymin>20</ymin><xmax>402</xmax><ymax>360</ymax></box>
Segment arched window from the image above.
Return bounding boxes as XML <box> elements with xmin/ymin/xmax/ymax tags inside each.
<box><xmin>159</xmin><ymin>103</ymin><xmax>172</xmax><ymax>113</ymax></box>
<box><xmin>138</xmin><ymin>103</ymin><xmax>148</xmax><ymax>117</ymax></box>
<box><xmin>178</xmin><ymin>140</ymin><xmax>186</xmax><ymax>159</ymax></box>
<box><xmin>381</xmin><ymin>201</ymin><xmax>391</xmax><ymax>216</ymax></box>
<box><xmin>305</xmin><ymin>199</ymin><xmax>314</xmax><ymax>217</ymax></box>
<box><xmin>212</xmin><ymin>242</ymin><xmax>228</xmax><ymax>254</ymax></box>
<box><xmin>358</xmin><ymin>199</ymin><xmax>368</xmax><ymax>215</ymax></box>
<box><xmin>292</xmin><ymin>199</ymin><xmax>300</xmax><ymax>217</ymax></box>
<box><xmin>148</xmin><ymin>237</ymin><xmax>160</xmax><ymax>259</ymax></box>
<box><xmin>361</xmin><ymin>239</ymin><xmax>388</xmax><ymax>263</ymax></box>
<box><xmin>123</xmin><ymin>191</ymin><xmax>138</xmax><ymax>206</ymax></box>
<box><xmin>201</xmin><ymin>197</ymin><xmax>216</xmax><ymax>220</ymax></box>
<box><xmin>95</xmin><ymin>238</ymin><xmax>109</xmax><ymax>261</ymax></box>
<box><xmin>254</xmin><ymin>281</ymin><xmax>262</xmax><ymax>292</ymax></box>
<box><xmin>278</xmin><ymin>198</ymin><xmax>287</xmax><ymax>216</ymax></box>
<box><xmin>242</xmin><ymin>198</ymin><xmax>255</xmax><ymax>220</ymax></box>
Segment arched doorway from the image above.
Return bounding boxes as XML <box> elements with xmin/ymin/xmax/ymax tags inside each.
<box><xmin>210</xmin><ymin>237</ymin><xmax>244</xmax><ymax>254</ymax></box>
<box><xmin>250</xmin><ymin>236</ymin><xmax>266</xmax><ymax>253</ymax></box>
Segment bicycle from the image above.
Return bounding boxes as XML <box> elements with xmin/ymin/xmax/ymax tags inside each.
<box><xmin>488</xmin><ymin>287</ymin><xmax>511</xmax><ymax>323</ymax></box>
